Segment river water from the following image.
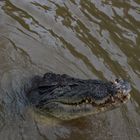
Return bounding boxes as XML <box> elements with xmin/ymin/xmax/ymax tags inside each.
<box><xmin>0</xmin><ymin>0</ymin><xmax>140</xmax><ymax>140</ymax></box>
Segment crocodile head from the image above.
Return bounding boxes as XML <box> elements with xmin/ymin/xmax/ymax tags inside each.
<box><xmin>28</xmin><ymin>74</ymin><xmax>131</xmax><ymax>120</ymax></box>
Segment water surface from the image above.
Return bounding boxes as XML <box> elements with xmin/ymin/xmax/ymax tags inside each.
<box><xmin>0</xmin><ymin>0</ymin><xmax>140</xmax><ymax>140</ymax></box>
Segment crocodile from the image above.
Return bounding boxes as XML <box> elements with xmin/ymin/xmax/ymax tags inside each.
<box><xmin>28</xmin><ymin>73</ymin><xmax>131</xmax><ymax>120</ymax></box>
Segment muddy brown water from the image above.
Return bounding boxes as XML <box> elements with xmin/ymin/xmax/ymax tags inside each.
<box><xmin>0</xmin><ymin>0</ymin><xmax>140</xmax><ymax>140</ymax></box>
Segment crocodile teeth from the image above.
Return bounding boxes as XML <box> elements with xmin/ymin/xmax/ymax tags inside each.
<box><xmin>90</xmin><ymin>100</ymin><xmax>93</xmax><ymax>104</ymax></box>
<box><xmin>85</xmin><ymin>99</ymin><xmax>89</xmax><ymax>103</ymax></box>
<box><xmin>93</xmin><ymin>96</ymin><xmax>110</xmax><ymax>105</ymax></box>
<box><xmin>76</xmin><ymin>105</ymin><xmax>80</xmax><ymax>107</ymax></box>
<box><xmin>111</xmin><ymin>97</ymin><xmax>115</xmax><ymax>102</ymax></box>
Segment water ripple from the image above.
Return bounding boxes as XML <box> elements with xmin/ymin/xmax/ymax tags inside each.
<box><xmin>0</xmin><ymin>0</ymin><xmax>140</xmax><ymax>140</ymax></box>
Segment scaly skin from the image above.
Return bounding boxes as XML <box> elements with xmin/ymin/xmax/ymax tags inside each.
<box><xmin>28</xmin><ymin>73</ymin><xmax>131</xmax><ymax>120</ymax></box>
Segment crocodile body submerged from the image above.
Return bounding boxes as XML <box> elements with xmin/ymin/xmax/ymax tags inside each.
<box><xmin>28</xmin><ymin>73</ymin><xmax>131</xmax><ymax>120</ymax></box>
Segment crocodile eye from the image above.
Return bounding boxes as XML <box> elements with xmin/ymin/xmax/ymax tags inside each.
<box><xmin>115</xmin><ymin>78</ymin><xmax>123</xmax><ymax>84</ymax></box>
<box><xmin>113</xmin><ymin>79</ymin><xmax>119</xmax><ymax>84</ymax></box>
<box><xmin>115</xmin><ymin>79</ymin><xmax>119</xmax><ymax>83</ymax></box>
<box><xmin>115</xmin><ymin>78</ymin><xmax>122</xmax><ymax>83</ymax></box>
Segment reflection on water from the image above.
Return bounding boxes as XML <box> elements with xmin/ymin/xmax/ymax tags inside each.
<box><xmin>0</xmin><ymin>0</ymin><xmax>140</xmax><ymax>139</ymax></box>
